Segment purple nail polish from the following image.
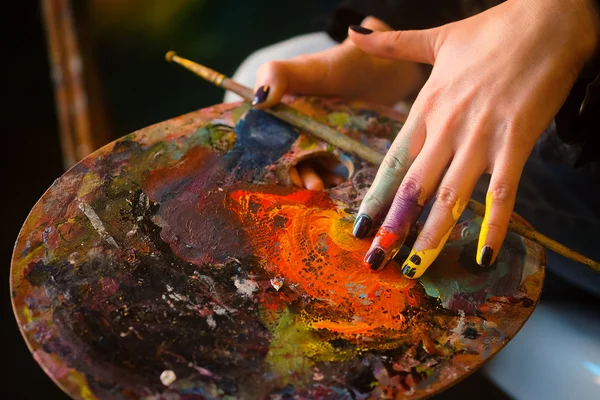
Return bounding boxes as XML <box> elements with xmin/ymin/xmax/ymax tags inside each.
<box><xmin>480</xmin><ymin>245</ymin><xmax>494</xmax><ymax>267</ymax></box>
<box><xmin>349</xmin><ymin>25</ymin><xmax>373</xmax><ymax>35</ymax></box>
<box><xmin>353</xmin><ymin>214</ymin><xmax>372</xmax><ymax>239</ymax></box>
<box><xmin>252</xmin><ymin>85</ymin><xmax>270</xmax><ymax>106</ymax></box>
<box><xmin>365</xmin><ymin>248</ymin><xmax>385</xmax><ymax>271</ymax></box>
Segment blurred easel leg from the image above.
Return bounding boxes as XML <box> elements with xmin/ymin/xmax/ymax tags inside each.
<box><xmin>42</xmin><ymin>0</ymin><xmax>109</xmax><ymax>169</ymax></box>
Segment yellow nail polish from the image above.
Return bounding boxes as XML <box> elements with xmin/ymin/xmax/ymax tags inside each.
<box><xmin>402</xmin><ymin>231</ymin><xmax>451</xmax><ymax>279</ymax></box>
<box><xmin>402</xmin><ymin>200</ymin><xmax>464</xmax><ymax>279</ymax></box>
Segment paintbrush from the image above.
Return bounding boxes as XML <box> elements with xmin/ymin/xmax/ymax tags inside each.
<box><xmin>165</xmin><ymin>51</ymin><xmax>384</xmax><ymax>165</ymax></box>
<box><xmin>467</xmin><ymin>200</ymin><xmax>600</xmax><ymax>272</ymax></box>
<box><xmin>165</xmin><ymin>51</ymin><xmax>600</xmax><ymax>273</ymax></box>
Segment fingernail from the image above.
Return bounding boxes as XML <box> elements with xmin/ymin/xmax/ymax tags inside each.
<box><xmin>365</xmin><ymin>248</ymin><xmax>385</xmax><ymax>271</ymax></box>
<box><xmin>402</xmin><ymin>264</ymin><xmax>417</xmax><ymax>278</ymax></box>
<box><xmin>252</xmin><ymin>85</ymin><xmax>270</xmax><ymax>106</ymax></box>
<box><xmin>352</xmin><ymin>214</ymin><xmax>372</xmax><ymax>238</ymax></box>
<box><xmin>409</xmin><ymin>254</ymin><xmax>421</xmax><ymax>265</ymax></box>
<box><xmin>480</xmin><ymin>245</ymin><xmax>494</xmax><ymax>267</ymax></box>
<box><xmin>349</xmin><ymin>25</ymin><xmax>373</xmax><ymax>35</ymax></box>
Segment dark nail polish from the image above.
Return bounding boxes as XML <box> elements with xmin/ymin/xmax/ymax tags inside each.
<box><xmin>252</xmin><ymin>85</ymin><xmax>270</xmax><ymax>106</ymax></box>
<box><xmin>349</xmin><ymin>25</ymin><xmax>373</xmax><ymax>35</ymax></box>
<box><xmin>480</xmin><ymin>245</ymin><xmax>494</xmax><ymax>267</ymax></box>
<box><xmin>404</xmin><ymin>222</ymin><xmax>421</xmax><ymax>248</ymax></box>
<box><xmin>366</xmin><ymin>248</ymin><xmax>385</xmax><ymax>271</ymax></box>
<box><xmin>353</xmin><ymin>214</ymin><xmax>372</xmax><ymax>238</ymax></box>
<box><xmin>402</xmin><ymin>264</ymin><xmax>417</xmax><ymax>278</ymax></box>
<box><xmin>409</xmin><ymin>254</ymin><xmax>421</xmax><ymax>265</ymax></box>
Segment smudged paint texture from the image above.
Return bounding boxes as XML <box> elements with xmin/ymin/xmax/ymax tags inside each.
<box><xmin>403</xmin><ymin>199</ymin><xmax>466</xmax><ymax>279</ymax></box>
<box><xmin>10</xmin><ymin>97</ymin><xmax>544</xmax><ymax>400</ymax></box>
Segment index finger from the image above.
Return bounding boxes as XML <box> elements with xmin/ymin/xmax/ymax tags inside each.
<box><xmin>352</xmin><ymin>117</ymin><xmax>424</xmax><ymax>238</ymax></box>
<box><xmin>363</xmin><ymin>139</ymin><xmax>452</xmax><ymax>271</ymax></box>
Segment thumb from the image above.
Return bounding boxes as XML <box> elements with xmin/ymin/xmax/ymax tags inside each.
<box><xmin>348</xmin><ymin>25</ymin><xmax>441</xmax><ymax>65</ymax></box>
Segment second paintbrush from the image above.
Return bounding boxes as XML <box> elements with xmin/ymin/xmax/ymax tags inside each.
<box><xmin>165</xmin><ymin>51</ymin><xmax>384</xmax><ymax>166</ymax></box>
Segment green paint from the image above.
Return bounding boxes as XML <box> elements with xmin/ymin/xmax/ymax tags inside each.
<box><xmin>327</xmin><ymin>112</ymin><xmax>349</xmax><ymax>127</ymax></box>
<box><xmin>188</xmin><ymin>125</ymin><xmax>236</xmax><ymax>153</ymax></box>
<box><xmin>231</xmin><ymin>103</ymin><xmax>251</xmax><ymax>124</ymax></box>
<box><xmin>418</xmin><ymin>219</ymin><xmax>515</xmax><ymax>309</ymax></box>
<box><xmin>264</xmin><ymin>309</ymin><xmax>314</xmax><ymax>387</ymax></box>
<box><xmin>415</xmin><ymin>365</ymin><xmax>434</xmax><ymax>377</ymax></box>
<box><xmin>302</xmin><ymin>340</ymin><xmax>358</xmax><ymax>363</ymax></box>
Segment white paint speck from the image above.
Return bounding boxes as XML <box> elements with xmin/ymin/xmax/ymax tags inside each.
<box><xmin>126</xmin><ymin>225</ymin><xmax>138</xmax><ymax>237</ymax></box>
<box><xmin>233</xmin><ymin>276</ymin><xmax>259</xmax><ymax>298</ymax></box>
<box><xmin>213</xmin><ymin>306</ymin><xmax>228</xmax><ymax>315</ymax></box>
<box><xmin>270</xmin><ymin>277</ymin><xmax>284</xmax><ymax>291</ymax></box>
<box><xmin>451</xmin><ymin>310</ymin><xmax>466</xmax><ymax>336</ymax></box>
<box><xmin>168</xmin><ymin>293</ymin><xmax>189</xmax><ymax>302</ymax></box>
<box><xmin>78</xmin><ymin>201</ymin><xmax>119</xmax><ymax>248</ymax></box>
<box><xmin>160</xmin><ymin>369</ymin><xmax>177</xmax><ymax>386</ymax></box>
<box><xmin>206</xmin><ymin>314</ymin><xmax>216</xmax><ymax>330</ymax></box>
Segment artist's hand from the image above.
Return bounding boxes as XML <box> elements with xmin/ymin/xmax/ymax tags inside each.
<box><xmin>252</xmin><ymin>17</ymin><xmax>426</xmax><ymax>190</ymax></box>
<box><xmin>350</xmin><ymin>0</ymin><xmax>598</xmax><ymax>277</ymax></box>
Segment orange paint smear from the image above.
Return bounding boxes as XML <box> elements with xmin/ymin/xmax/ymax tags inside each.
<box><xmin>374</xmin><ymin>227</ymin><xmax>401</xmax><ymax>250</ymax></box>
<box><xmin>229</xmin><ymin>189</ymin><xmax>417</xmax><ymax>337</ymax></box>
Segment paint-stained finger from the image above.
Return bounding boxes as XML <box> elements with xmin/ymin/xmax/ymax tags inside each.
<box><xmin>363</xmin><ymin>141</ymin><xmax>452</xmax><ymax>271</ymax></box>
<box><xmin>476</xmin><ymin>154</ymin><xmax>524</xmax><ymax>267</ymax></box>
<box><xmin>299</xmin><ymin>164</ymin><xmax>325</xmax><ymax>191</ymax></box>
<box><xmin>352</xmin><ymin>117</ymin><xmax>425</xmax><ymax>239</ymax></box>
<box><xmin>401</xmin><ymin>153</ymin><xmax>484</xmax><ymax>279</ymax></box>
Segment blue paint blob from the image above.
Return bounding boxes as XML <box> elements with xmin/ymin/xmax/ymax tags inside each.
<box><xmin>228</xmin><ymin>109</ymin><xmax>298</xmax><ymax>179</ymax></box>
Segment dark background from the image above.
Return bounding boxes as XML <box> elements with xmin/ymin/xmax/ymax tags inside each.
<box><xmin>2</xmin><ymin>1</ymin><xmax>509</xmax><ymax>398</ymax></box>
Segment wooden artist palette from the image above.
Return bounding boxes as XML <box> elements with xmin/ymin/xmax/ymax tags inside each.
<box><xmin>11</xmin><ymin>97</ymin><xmax>544</xmax><ymax>399</ymax></box>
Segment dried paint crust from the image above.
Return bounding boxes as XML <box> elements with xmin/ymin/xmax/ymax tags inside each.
<box><xmin>10</xmin><ymin>97</ymin><xmax>544</xmax><ymax>400</ymax></box>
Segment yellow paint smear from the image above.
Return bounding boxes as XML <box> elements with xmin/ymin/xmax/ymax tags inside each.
<box><xmin>476</xmin><ymin>192</ymin><xmax>493</xmax><ymax>265</ymax></box>
<box><xmin>404</xmin><ymin>199</ymin><xmax>465</xmax><ymax>279</ymax></box>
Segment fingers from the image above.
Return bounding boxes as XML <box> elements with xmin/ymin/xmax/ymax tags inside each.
<box><xmin>401</xmin><ymin>152</ymin><xmax>484</xmax><ymax>279</ymax></box>
<box><xmin>298</xmin><ymin>164</ymin><xmax>325</xmax><ymax>191</ymax></box>
<box><xmin>352</xmin><ymin>117</ymin><xmax>425</xmax><ymax>239</ymax></box>
<box><xmin>290</xmin><ymin>156</ymin><xmax>346</xmax><ymax>190</ymax></box>
<box><xmin>476</xmin><ymin>153</ymin><xmax>524</xmax><ymax>267</ymax></box>
<box><xmin>348</xmin><ymin>25</ymin><xmax>441</xmax><ymax>65</ymax></box>
<box><xmin>363</xmin><ymin>140</ymin><xmax>453</xmax><ymax>271</ymax></box>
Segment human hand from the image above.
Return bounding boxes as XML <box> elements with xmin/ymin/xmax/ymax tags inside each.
<box><xmin>349</xmin><ymin>0</ymin><xmax>598</xmax><ymax>277</ymax></box>
<box><xmin>252</xmin><ymin>17</ymin><xmax>427</xmax><ymax>190</ymax></box>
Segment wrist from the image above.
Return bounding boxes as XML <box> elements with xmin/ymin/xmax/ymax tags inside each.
<box><xmin>531</xmin><ymin>0</ymin><xmax>599</xmax><ymax>63</ymax></box>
